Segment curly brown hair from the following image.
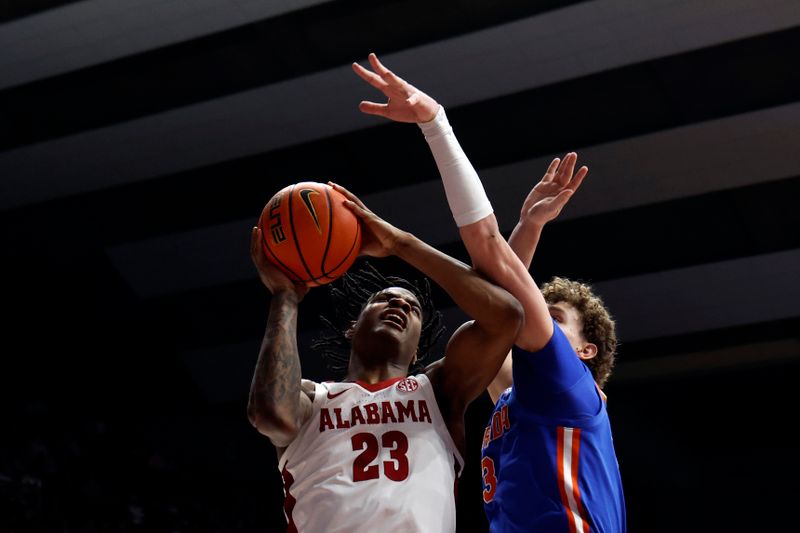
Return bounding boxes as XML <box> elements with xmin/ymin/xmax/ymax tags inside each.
<box><xmin>541</xmin><ymin>277</ymin><xmax>617</xmax><ymax>388</ymax></box>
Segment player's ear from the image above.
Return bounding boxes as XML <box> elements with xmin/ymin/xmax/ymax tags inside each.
<box><xmin>577</xmin><ymin>342</ymin><xmax>597</xmax><ymax>361</ymax></box>
<box><xmin>344</xmin><ymin>320</ymin><xmax>357</xmax><ymax>340</ymax></box>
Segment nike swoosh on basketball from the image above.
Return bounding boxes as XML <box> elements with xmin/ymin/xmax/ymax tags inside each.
<box><xmin>327</xmin><ymin>388</ymin><xmax>351</xmax><ymax>399</ymax></box>
<box><xmin>298</xmin><ymin>188</ymin><xmax>322</xmax><ymax>233</ymax></box>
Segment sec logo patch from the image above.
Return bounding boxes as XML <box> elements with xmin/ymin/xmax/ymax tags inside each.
<box><xmin>396</xmin><ymin>377</ymin><xmax>419</xmax><ymax>393</ymax></box>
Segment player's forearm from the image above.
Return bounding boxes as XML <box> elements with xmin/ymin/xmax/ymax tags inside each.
<box><xmin>419</xmin><ymin>106</ymin><xmax>537</xmax><ymax>311</ymax></box>
<box><xmin>507</xmin><ymin>221</ymin><xmax>544</xmax><ymax>270</ymax></box>
<box><xmin>393</xmin><ymin>233</ymin><xmax>522</xmax><ymax>332</ymax></box>
<box><xmin>419</xmin><ymin>107</ymin><xmax>493</xmax><ymax>227</ymax></box>
<box><xmin>458</xmin><ymin>219</ymin><xmax>551</xmax><ymax>346</ymax></box>
<box><xmin>487</xmin><ymin>353</ymin><xmax>513</xmax><ymax>404</ymax></box>
<box><xmin>419</xmin><ymin>107</ymin><xmax>552</xmax><ymax>350</ymax></box>
<box><xmin>248</xmin><ymin>289</ymin><xmax>304</xmax><ymax>434</ymax></box>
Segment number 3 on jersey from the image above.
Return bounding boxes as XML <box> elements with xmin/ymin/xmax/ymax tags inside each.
<box><xmin>482</xmin><ymin>456</ymin><xmax>497</xmax><ymax>503</ymax></box>
<box><xmin>351</xmin><ymin>431</ymin><xmax>409</xmax><ymax>482</ymax></box>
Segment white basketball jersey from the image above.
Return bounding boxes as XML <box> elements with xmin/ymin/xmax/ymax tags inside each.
<box><xmin>277</xmin><ymin>374</ymin><xmax>464</xmax><ymax>533</ymax></box>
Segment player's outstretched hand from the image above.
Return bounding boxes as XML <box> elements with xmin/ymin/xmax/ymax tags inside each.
<box><xmin>352</xmin><ymin>52</ymin><xmax>439</xmax><ymax>123</ymax></box>
<box><xmin>250</xmin><ymin>227</ymin><xmax>309</xmax><ymax>299</ymax></box>
<box><xmin>329</xmin><ymin>182</ymin><xmax>408</xmax><ymax>258</ymax></box>
<box><xmin>519</xmin><ymin>152</ymin><xmax>588</xmax><ymax>228</ymax></box>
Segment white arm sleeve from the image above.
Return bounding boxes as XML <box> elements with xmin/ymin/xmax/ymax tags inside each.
<box><xmin>418</xmin><ymin>106</ymin><xmax>493</xmax><ymax>227</ymax></box>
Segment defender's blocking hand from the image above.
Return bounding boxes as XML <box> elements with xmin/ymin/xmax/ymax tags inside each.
<box><xmin>352</xmin><ymin>53</ymin><xmax>440</xmax><ymax>123</ymax></box>
<box><xmin>520</xmin><ymin>152</ymin><xmax>588</xmax><ymax>227</ymax></box>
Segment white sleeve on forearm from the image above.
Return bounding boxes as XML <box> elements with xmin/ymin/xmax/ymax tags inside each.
<box><xmin>418</xmin><ymin>106</ymin><xmax>493</xmax><ymax>227</ymax></box>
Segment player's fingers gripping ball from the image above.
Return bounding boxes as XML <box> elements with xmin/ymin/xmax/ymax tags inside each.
<box><xmin>258</xmin><ymin>182</ymin><xmax>362</xmax><ymax>286</ymax></box>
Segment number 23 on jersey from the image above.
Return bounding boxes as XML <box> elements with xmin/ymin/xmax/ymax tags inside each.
<box><xmin>351</xmin><ymin>431</ymin><xmax>410</xmax><ymax>482</ymax></box>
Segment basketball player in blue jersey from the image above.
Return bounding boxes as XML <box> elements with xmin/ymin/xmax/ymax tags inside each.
<box><xmin>354</xmin><ymin>53</ymin><xmax>626</xmax><ymax>532</ymax></box>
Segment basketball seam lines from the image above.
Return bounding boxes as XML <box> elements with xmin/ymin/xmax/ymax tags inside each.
<box><xmin>289</xmin><ymin>183</ymin><xmax>321</xmax><ymax>283</ymax></box>
<box><xmin>321</xmin><ymin>217</ymin><xmax>360</xmax><ymax>280</ymax></box>
<box><xmin>260</xmin><ymin>197</ymin><xmax>303</xmax><ymax>283</ymax></box>
<box><xmin>262</xmin><ymin>233</ymin><xmax>302</xmax><ymax>283</ymax></box>
<box><xmin>320</xmin><ymin>187</ymin><xmax>334</xmax><ymax>277</ymax></box>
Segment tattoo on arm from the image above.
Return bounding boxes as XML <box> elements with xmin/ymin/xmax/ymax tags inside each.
<box><xmin>248</xmin><ymin>290</ymin><xmax>303</xmax><ymax>429</ymax></box>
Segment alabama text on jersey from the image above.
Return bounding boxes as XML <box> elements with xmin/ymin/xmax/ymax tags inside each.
<box><xmin>279</xmin><ymin>375</ymin><xmax>464</xmax><ymax>533</ymax></box>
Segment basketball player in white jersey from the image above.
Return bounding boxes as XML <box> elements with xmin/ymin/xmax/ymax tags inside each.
<box><xmin>248</xmin><ymin>186</ymin><xmax>523</xmax><ymax>532</ymax></box>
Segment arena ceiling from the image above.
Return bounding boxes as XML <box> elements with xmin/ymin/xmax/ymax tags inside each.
<box><xmin>2</xmin><ymin>1</ymin><xmax>799</xmax><ymax>529</ymax></box>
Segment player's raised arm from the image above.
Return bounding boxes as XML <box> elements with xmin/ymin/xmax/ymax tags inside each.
<box><xmin>486</xmin><ymin>156</ymin><xmax>587</xmax><ymax>399</ymax></box>
<box><xmin>352</xmin><ymin>53</ymin><xmax>550</xmax><ymax>352</ymax></box>
<box><xmin>331</xmin><ymin>183</ymin><xmax>522</xmax><ymax>415</ymax></box>
<box><xmin>507</xmin><ymin>153</ymin><xmax>587</xmax><ymax>269</ymax></box>
<box><xmin>247</xmin><ymin>227</ymin><xmax>312</xmax><ymax>448</ymax></box>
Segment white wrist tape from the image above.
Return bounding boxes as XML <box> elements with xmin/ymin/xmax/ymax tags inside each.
<box><xmin>418</xmin><ymin>106</ymin><xmax>493</xmax><ymax>227</ymax></box>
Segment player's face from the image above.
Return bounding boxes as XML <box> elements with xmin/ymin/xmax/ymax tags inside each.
<box><xmin>548</xmin><ymin>301</ymin><xmax>595</xmax><ymax>361</ymax></box>
<box><xmin>353</xmin><ymin>287</ymin><xmax>423</xmax><ymax>359</ymax></box>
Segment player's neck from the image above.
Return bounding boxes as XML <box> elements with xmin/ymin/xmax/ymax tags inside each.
<box><xmin>344</xmin><ymin>359</ymin><xmax>409</xmax><ymax>385</ymax></box>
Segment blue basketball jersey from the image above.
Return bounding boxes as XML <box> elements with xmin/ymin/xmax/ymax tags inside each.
<box><xmin>481</xmin><ymin>322</ymin><xmax>626</xmax><ymax>532</ymax></box>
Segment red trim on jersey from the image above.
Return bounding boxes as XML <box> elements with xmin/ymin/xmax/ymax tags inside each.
<box><xmin>556</xmin><ymin>427</ymin><xmax>576</xmax><ymax>533</ymax></box>
<box><xmin>353</xmin><ymin>376</ymin><xmax>406</xmax><ymax>392</ymax></box>
<box><xmin>281</xmin><ymin>466</ymin><xmax>298</xmax><ymax>533</ymax></box>
<box><xmin>556</xmin><ymin>427</ymin><xmax>591</xmax><ymax>533</ymax></box>
<box><xmin>570</xmin><ymin>430</ymin><xmax>590</xmax><ymax>532</ymax></box>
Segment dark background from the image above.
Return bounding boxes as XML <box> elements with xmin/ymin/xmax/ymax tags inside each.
<box><xmin>2</xmin><ymin>1</ymin><xmax>799</xmax><ymax>531</ymax></box>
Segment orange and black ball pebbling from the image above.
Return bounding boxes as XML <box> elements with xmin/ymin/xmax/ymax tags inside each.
<box><xmin>258</xmin><ymin>182</ymin><xmax>362</xmax><ymax>286</ymax></box>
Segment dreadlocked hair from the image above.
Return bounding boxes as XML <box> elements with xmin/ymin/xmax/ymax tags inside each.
<box><xmin>311</xmin><ymin>262</ymin><xmax>446</xmax><ymax>379</ymax></box>
<box><xmin>541</xmin><ymin>277</ymin><xmax>618</xmax><ymax>389</ymax></box>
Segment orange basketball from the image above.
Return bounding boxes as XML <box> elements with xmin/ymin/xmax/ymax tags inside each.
<box><xmin>258</xmin><ymin>182</ymin><xmax>362</xmax><ymax>286</ymax></box>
